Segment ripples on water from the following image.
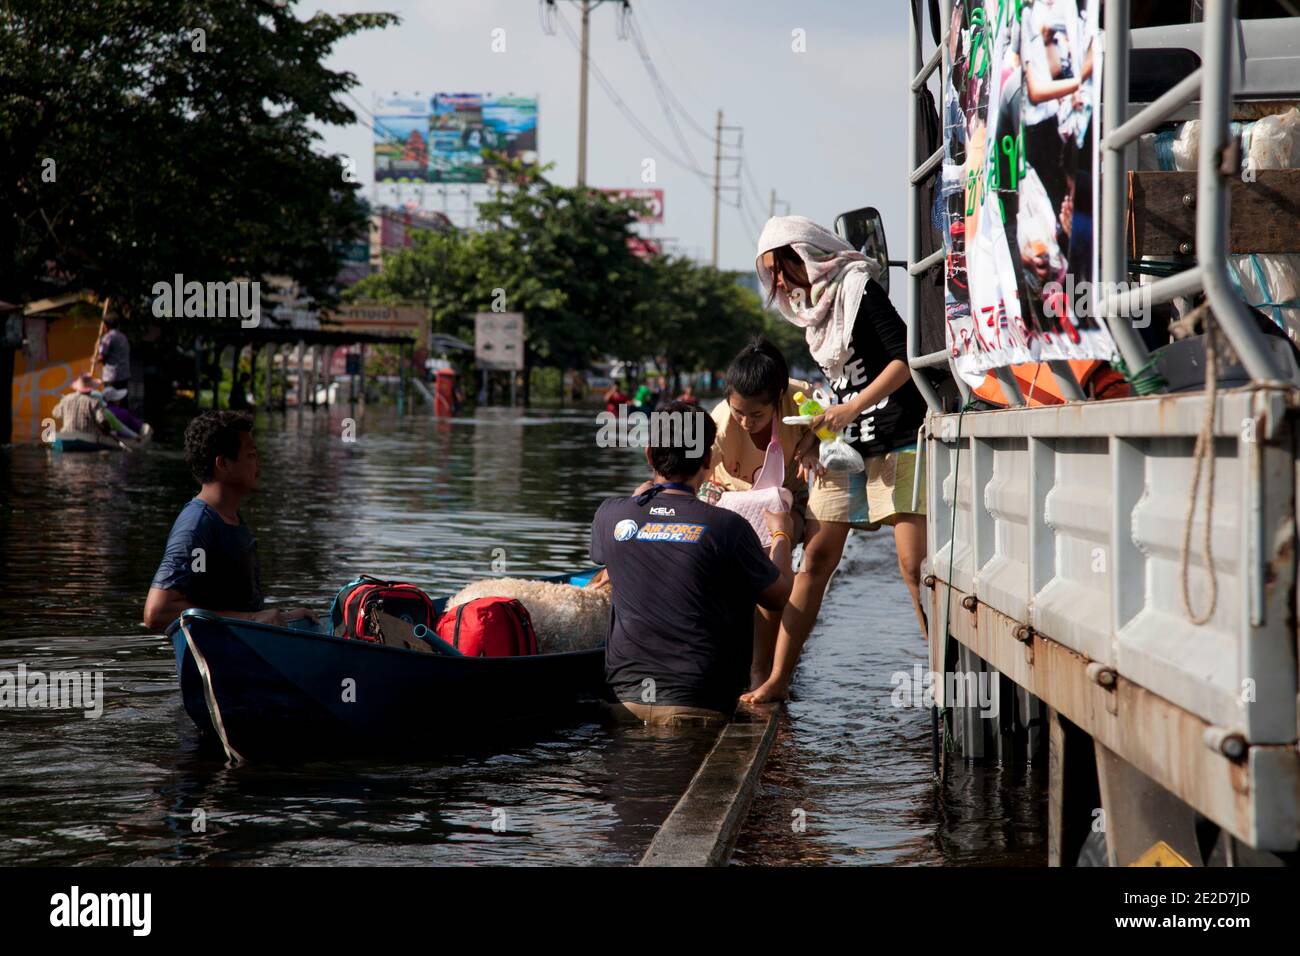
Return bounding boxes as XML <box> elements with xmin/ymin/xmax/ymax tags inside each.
<box><xmin>0</xmin><ymin>405</ymin><xmax>1043</xmax><ymax>865</ymax></box>
<box><xmin>734</xmin><ymin>533</ymin><xmax>1047</xmax><ymax>865</ymax></box>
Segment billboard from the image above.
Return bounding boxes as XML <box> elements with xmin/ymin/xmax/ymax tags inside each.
<box><xmin>374</xmin><ymin>93</ymin><xmax>538</xmax><ymax>185</ymax></box>
<box><xmin>941</xmin><ymin>0</ymin><xmax>1116</xmax><ymax>384</ymax></box>
<box><xmin>599</xmin><ymin>188</ymin><xmax>665</xmax><ymax>224</ymax></box>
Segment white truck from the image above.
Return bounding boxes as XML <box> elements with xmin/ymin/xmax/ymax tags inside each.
<box><xmin>840</xmin><ymin>0</ymin><xmax>1300</xmax><ymax>866</ymax></box>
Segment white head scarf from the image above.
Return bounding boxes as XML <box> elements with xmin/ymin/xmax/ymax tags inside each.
<box><xmin>755</xmin><ymin>215</ymin><xmax>882</xmax><ymax>381</ymax></box>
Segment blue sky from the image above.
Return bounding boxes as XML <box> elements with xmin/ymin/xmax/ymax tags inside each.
<box><xmin>306</xmin><ymin>0</ymin><xmax>913</xmax><ymax>273</ymax></box>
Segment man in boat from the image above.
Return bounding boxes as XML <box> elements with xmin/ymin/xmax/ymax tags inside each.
<box><xmin>52</xmin><ymin>374</ymin><xmax>146</xmax><ymax>443</ymax></box>
<box><xmin>142</xmin><ymin>411</ymin><xmax>317</xmax><ymax>631</ymax></box>
<box><xmin>97</xmin><ymin>309</ymin><xmax>131</xmax><ymax>409</ymax></box>
<box><xmin>591</xmin><ymin>400</ymin><xmax>794</xmax><ymax>726</ymax></box>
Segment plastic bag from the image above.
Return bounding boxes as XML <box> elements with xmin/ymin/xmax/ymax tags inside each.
<box><xmin>782</xmin><ymin>386</ymin><xmax>866</xmax><ymax>474</ymax></box>
<box><xmin>818</xmin><ymin>435</ymin><xmax>865</xmax><ymax>473</ymax></box>
<box><xmin>1233</xmin><ymin>108</ymin><xmax>1300</xmax><ymax>343</ymax></box>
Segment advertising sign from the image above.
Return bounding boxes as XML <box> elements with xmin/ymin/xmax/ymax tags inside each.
<box><xmin>374</xmin><ymin>93</ymin><xmax>538</xmax><ymax>185</ymax></box>
<box><xmin>324</xmin><ymin>302</ymin><xmax>427</xmax><ymax>345</ymax></box>
<box><xmin>942</xmin><ymin>0</ymin><xmax>1116</xmax><ymax>383</ymax></box>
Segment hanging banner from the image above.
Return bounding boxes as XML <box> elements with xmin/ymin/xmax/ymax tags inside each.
<box><xmin>942</xmin><ymin>0</ymin><xmax>1115</xmax><ymax>384</ymax></box>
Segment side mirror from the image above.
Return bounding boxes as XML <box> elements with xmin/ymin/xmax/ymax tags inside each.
<box><xmin>834</xmin><ymin>206</ymin><xmax>890</xmax><ymax>295</ymax></box>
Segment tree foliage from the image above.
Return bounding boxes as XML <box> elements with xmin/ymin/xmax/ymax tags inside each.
<box><xmin>1</xmin><ymin>0</ymin><xmax>395</xmax><ymax>308</ymax></box>
<box><xmin>350</xmin><ymin>163</ymin><xmax>780</xmax><ymax>377</ymax></box>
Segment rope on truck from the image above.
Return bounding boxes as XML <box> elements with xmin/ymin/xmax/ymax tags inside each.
<box><xmin>1179</xmin><ymin>301</ymin><xmax>1220</xmax><ymax>626</ymax></box>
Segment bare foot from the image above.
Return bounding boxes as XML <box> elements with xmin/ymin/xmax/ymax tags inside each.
<box><xmin>741</xmin><ymin>676</ymin><xmax>791</xmax><ymax>704</ymax></box>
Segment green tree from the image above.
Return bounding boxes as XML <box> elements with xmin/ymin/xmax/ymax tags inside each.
<box><xmin>351</xmin><ymin>162</ymin><xmax>784</xmax><ymax>397</ymax></box>
<box><xmin>1</xmin><ymin>0</ymin><xmax>395</xmax><ymax>309</ymax></box>
<box><xmin>353</xmin><ymin>162</ymin><xmax>650</xmax><ymax>380</ymax></box>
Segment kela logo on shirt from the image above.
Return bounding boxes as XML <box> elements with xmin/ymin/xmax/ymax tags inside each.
<box><xmin>648</xmin><ymin>506</ymin><xmax>676</xmax><ymax>516</ymax></box>
<box><xmin>614</xmin><ymin>519</ymin><xmax>639</xmax><ymax>541</ymax></box>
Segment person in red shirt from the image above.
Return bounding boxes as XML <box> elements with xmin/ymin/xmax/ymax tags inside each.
<box><xmin>676</xmin><ymin>384</ymin><xmax>699</xmax><ymax>406</ymax></box>
<box><xmin>603</xmin><ymin>381</ymin><xmax>630</xmax><ymax>414</ymax></box>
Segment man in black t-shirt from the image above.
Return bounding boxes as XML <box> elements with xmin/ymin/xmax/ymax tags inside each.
<box><xmin>590</xmin><ymin>401</ymin><xmax>794</xmax><ymax>723</ymax></box>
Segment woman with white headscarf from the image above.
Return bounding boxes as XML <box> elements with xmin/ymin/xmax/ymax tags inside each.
<box><xmin>742</xmin><ymin>216</ymin><xmax>929</xmax><ymax>705</ymax></box>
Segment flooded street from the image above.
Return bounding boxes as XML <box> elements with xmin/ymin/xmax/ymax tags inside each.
<box><xmin>735</xmin><ymin>531</ymin><xmax>1047</xmax><ymax>865</ymax></box>
<box><xmin>1</xmin><ymin>406</ymin><xmax>1043</xmax><ymax>865</ymax></box>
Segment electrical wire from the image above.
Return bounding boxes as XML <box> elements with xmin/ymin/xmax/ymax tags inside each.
<box><xmin>552</xmin><ymin>4</ymin><xmax>711</xmax><ymax>184</ymax></box>
<box><xmin>622</xmin><ymin>10</ymin><xmax>701</xmax><ymax>168</ymax></box>
<box><xmin>625</xmin><ymin>7</ymin><xmax>713</xmax><ymax>140</ymax></box>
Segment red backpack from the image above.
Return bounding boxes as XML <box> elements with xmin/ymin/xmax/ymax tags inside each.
<box><xmin>330</xmin><ymin>576</ymin><xmax>438</xmax><ymax>643</ymax></box>
<box><xmin>435</xmin><ymin>598</ymin><xmax>539</xmax><ymax>658</ymax></box>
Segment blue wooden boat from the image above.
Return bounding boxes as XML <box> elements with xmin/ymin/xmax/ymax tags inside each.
<box><xmin>167</xmin><ymin>569</ymin><xmax>607</xmax><ymax>761</ymax></box>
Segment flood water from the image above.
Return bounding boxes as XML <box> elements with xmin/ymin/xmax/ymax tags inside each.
<box><xmin>0</xmin><ymin>404</ymin><xmax>1044</xmax><ymax>865</ymax></box>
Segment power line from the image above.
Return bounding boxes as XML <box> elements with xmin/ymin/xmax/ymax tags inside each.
<box><xmin>625</xmin><ymin>7</ymin><xmax>713</xmax><ymax>140</ymax></box>
<box><xmin>552</xmin><ymin>5</ymin><xmax>711</xmax><ymax>184</ymax></box>
<box><xmin>735</xmin><ymin>187</ymin><xmax>764</xmax><ymax>239</ymax></box>
<box><xmin>623</xmin><ymin>11</ymin><xmax>703</xmax><ymax>166</ymax></box>
<box><xmin>343</xmin><ymin>89</ymin><xmax>407</xmax><ymax>147</ymax></box>
<box><xmin>738</xmin><ymin>156</ymin><xmax>770</xmax><ymax>220</ymax></box>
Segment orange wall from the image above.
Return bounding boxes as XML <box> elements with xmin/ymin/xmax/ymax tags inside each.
<box><xmin>11</xmin><ymin>315</ymin><xmax>100</xmax><ymax>443</ymax></box>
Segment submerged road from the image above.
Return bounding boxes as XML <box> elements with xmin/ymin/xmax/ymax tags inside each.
<box><xmin>0</xmin><ymin>406</ymin><xmax>1043</xmax><ymax>865</ymax></box>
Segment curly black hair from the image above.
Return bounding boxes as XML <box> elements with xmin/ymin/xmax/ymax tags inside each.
<box><xmin>184</xmin><ymin>411</ymin><xmax>253</xmax><ymax>484</ymax></box>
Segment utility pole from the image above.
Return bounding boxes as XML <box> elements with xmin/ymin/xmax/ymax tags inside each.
<box><xmin>712</xmin><ymin>109</ymin><xmax>722</xmax><ymax>267</ymax></box>
<box><xmin>577</xmin><ymin>0</ymin><xmax>592</xmax><ymax>186</ymax></box>
<box><xmin>768</xmin><ymin>188</ymin><xmax>790</xmax><ymax>219</ymax></box>
<box><xmin>554</xmin><ymin>0</ymin><xmax>623</xmax><ymax>187</ymax></box>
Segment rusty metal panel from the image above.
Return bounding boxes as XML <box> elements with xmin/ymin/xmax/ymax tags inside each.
<box><xmin>1036</xmin><ymin>437</ymin><xmax>1114</xmax><ymax>664</ymax></box>
<box><xmin>925</xmin><ymin>385</ymin><xmax>1298</xmax><ymax>847</ymax></box>
<box><xmin>976</xmin><ymin>438</ymin><xmax>1032</xmax><ymax>622</ymax></box>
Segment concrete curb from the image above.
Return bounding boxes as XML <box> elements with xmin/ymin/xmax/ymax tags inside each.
<box><xmin>638</xmin><ymin>702</ymin><xmax>781</xmax><ymax>867</ymax></box>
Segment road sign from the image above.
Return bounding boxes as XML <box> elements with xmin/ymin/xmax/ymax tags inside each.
<box><xmin>474</xmin><ymin>312</ymin><xmax>525</xmax><ymax>371</ymax></box>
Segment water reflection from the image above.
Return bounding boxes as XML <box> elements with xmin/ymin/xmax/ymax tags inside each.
<box><xmin>732</xmin><ymin>532</ymin><xmax>1047</xmax><ymax>866</ymax></box>
<box><xmin>2</xmin><ymin>407</ymin><xmax>721</xmax><ymax>865</ymax></box>
<box><xmin>1</xmin><ymin>405</ymin><xmax>1043</xmax><ymax>865</ymax></box>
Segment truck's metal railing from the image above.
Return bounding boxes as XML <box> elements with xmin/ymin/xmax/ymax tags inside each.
<box><xmin>1101</xmin><ymin>0</ymin><xmax>1290</xmax><ymax>386</ymax></box>
<box><xmin>911</xmin><ymin>0</ymin><xmax>1296</xmax><ymax>413</ymax></box>
<box><xmin>905</xmin><ymin>0</ymin><xmax>962</xmax><ymax>411</ymax></box>
<box><xmin>905</xmin><ymin>0</ymin><xmax>1086</xmax><ymax>412</ymax></box>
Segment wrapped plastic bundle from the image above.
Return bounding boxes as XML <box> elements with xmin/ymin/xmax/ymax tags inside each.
<box><xmin>1138</xmin><ymin>109</ymin><xmax>1300</xmax><ymax>343</ymax></box>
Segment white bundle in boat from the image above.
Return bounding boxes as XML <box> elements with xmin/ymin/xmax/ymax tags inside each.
<box><xmin>445</xmin><ymin>578</ymin><xmax>610</xmax><ymax>654</ymax></box>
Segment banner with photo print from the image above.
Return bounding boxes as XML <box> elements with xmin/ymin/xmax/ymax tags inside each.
<box><xmin>942</xmin><ymin>0</ymin><xmax>1116</xmax><ymax>385</ymax></box>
